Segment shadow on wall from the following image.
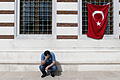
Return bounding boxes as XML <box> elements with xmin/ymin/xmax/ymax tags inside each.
<box><xmin>55</xmin><ymin>61</ymin><xmax>62</xmax><ymax>76</ymax></box>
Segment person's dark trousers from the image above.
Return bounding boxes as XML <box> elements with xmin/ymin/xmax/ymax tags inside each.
<box><xmin>39</xmin><ymin>64</ymin><xmax>47</xmax><ymax>76</ymax></box>
<box><xmin>39</xmin><ymin>64</ymin><xmax>57</xmax><ymax>77</ymax></box>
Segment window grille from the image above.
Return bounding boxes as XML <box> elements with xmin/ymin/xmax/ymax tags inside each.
<box><xmin>20</xmin><ymin>0</ymin><xmax>52</xmax><ymax>34</ymax></box>
<box><xmin>82</xmin><ymin>0</ymin><xmax>113</xmax><ymax>35</ymax></box>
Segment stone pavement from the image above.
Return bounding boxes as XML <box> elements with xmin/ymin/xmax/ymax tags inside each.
<box><xmin>0</xmin><ymin>71</ymin><xmax>120</xmax><ymax>80</ymax></box>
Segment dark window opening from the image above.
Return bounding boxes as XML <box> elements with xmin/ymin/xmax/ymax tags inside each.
<box><xmin>20</xmin><ymin>0</ymin><xmax>52</xmax><ymax>34</ymax></box>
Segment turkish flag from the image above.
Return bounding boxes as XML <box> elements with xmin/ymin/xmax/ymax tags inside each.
<box><xmin>87</xmin><ymin>4</ymin><xmax>109</xmax><ymax>39</ymax></box>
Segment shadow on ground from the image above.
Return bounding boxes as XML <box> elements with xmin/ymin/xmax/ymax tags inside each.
<box><xmin>55</xmin><ymin>61</ymin><xmax>62</xmax><ymax>76</ymax></box>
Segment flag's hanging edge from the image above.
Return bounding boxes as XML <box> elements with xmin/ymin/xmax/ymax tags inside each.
<box><xmin>84</xmin><ymin>1</ymin><xmax>111</xmax><ymax>5</ymax></box>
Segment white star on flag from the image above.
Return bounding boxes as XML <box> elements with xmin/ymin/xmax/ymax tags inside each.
<box><xmin>96</xmin><ymin>21</ymin><xmax>101</xmax><ymax>26</ymax></box>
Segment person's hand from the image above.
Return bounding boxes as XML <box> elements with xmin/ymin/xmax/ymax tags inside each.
<box><xmin>45</xmin><ymin>66</ymin><xmax>50</xmax><ymax>71</ymax></box>
<box><xmin>45</xmin><ymin>55</ymin><xmax>50</xmax><ymax>60</ymax></box>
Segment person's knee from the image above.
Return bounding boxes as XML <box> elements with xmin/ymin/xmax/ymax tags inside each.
<box><xmin>51</xmin><ymin>66</ymin><xmax>57</xmax><ymax>71</ymax></box>
<box><xmin>39</xmin><ymin>65</ymin><xmax>45</xmax><ymax>71</ymax></box>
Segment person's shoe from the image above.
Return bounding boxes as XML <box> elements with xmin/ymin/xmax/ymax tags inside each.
<box><xmin>41</xmin><ymin>74</ymin><xmax>46</xmax><ymax>78</ymax></box>
<box><xmin>51</xmin><ymin>72</ymin><xmax>55</xmax><ymax>77</ymax></box>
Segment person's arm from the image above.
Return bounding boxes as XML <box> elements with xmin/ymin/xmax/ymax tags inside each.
<box><xmin>41</xmin><ymin>54</ymin><xmax>50</xmax><ymax>65</ymax></box>
<box><xmin>45</xmin><ymin>61</ymin><xmax>56</xmax><ymax>70</ymax></box>
<box><xmin>45</xmin><ymin>53</ymin><xmax>56</xmax><ymax>70</ymax></box>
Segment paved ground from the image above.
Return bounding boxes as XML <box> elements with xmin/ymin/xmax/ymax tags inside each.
<box><xmin>0</xmin><ymin>71</ymin><xmax>120</xmax><ymax>80</ymax></box>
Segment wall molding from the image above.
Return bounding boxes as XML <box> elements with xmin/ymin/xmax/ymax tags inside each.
<box><xmin>57</xmin><ymin>11</ymin><xmax>78</xmax><ymax>14</ymax></box>
<box><xmin>57</xmin><ymin>35</ymin><xmax>78</xmax><ymax>39</ymax></box>
<box><xmin>57</xmin><ymin>0</ymin><xmax>77</xmax><ymax>2</ymax></box>
<box><xmin>0</xmin><ymin>0</ymin><xmax>15</xmax><ymax>2</ymax></box>
<box><xmin>57</xmin><ymin>23</ymin><xmax>78</xmax><ymax>27</ymax></box>
<box><xmin>0</xmin><ymin>23</ymin><xmax>14</xmax><ymax>26</ymax></box>
<box><xmin>0</xmin><ymin>35</ymin><xmax>14</xmax><ymax>39</ymax></box>
<box><xmin>0</xmin><ymin>10</ymin><xmax>14</xmax><ymax>14</ymax></box>
<box><xmin>0</xmin><ymin>63</ymin><xmax>120</xmax><ymax>65</ymax></box>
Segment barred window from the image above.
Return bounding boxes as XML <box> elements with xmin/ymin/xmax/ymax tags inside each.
<box><xmin>82</xmin><ymin>0</ymin><xmax>113</xmax><ymax>35</ymax></box>
<box><xmin>20</xmin><ymin>0</ymin><xmax>52</xmax><ymax>34</ymax></box>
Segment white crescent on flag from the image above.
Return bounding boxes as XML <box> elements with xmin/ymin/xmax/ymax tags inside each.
<box><xmin>92</xmin><ymin>11</ymin><xmax>104</xmax><ymax>20</ymax></box>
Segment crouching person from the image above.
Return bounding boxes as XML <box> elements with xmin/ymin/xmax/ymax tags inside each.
<box><xmin>39</xmin><ymin>50</ymin><xmax>57</xmax><ymax>78</ymax></box>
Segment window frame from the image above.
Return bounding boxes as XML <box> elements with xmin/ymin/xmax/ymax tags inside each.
<box><xmin>79</xmin><ymin>0</ymin><xmax>119</xmax><ymax>40</ymax></box>
<box><xmin>15</xmin><ymin>0</ymin><xmax>56</xmax><ymax>39</ymax></box>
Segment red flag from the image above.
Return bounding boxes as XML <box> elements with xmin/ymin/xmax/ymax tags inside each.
<box><xmin>87</xmin><ymin>4</ymin><xmax>109</xmax><ymax>39</ymax></box>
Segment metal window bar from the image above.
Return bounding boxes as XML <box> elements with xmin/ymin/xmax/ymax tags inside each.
<box><xmin>20</xmin><ymin>0</ymin><xmax>52</xmax><ymax>34</ymax></box>
<box><xmin>82</xmin><ymin>0</ymin><xmax>113</xmax><ymax>35</ymax></box>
